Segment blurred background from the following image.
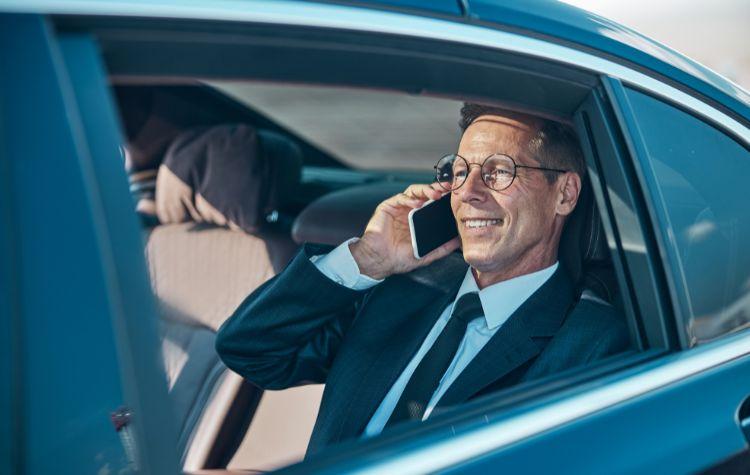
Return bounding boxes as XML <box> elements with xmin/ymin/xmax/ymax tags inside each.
<box><xmin>562</xmin><ymin>0</ymin><xmax>750</xmax><ymax>90</ymax></box>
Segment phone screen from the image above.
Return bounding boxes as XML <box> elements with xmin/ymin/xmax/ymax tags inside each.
<box><xmin>408</xmin><ymin>193</ymin><xmax>458</xmax><ymax>259</ymax></box>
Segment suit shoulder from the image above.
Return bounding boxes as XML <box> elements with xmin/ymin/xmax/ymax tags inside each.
<box><xmin>564</xmin><ymin>295</ymin><xmax>626</xmax><ymax>335</ymax></box>
<box><xmin>551</xmin><ymin>295</ymin><xmax>631</xmax><ymax>360</ymax></box>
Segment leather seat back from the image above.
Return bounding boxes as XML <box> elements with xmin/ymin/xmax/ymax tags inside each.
<box><xmin>149</xmin><ymin>223</ymin><xmax>279</xmax><ymax>330</ymax></box>
<box><xmin>141</xmin><ymin>128</ymin><xmax>324</xmax><ymax>471</ymax></box>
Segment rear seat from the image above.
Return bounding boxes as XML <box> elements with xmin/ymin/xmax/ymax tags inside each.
<box><xmin>134</xmin><ymin>126</ymin><xmax>327</xmax><ymax>471</ymax></box>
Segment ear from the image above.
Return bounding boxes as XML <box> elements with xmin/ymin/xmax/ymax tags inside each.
<box><xmin>555</xmin><ymin>172</ymin><xmax>581</xmax><ymax>217</ymax></box>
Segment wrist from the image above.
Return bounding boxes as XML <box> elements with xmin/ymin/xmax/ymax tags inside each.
<box><xmin>349</xmin><ymin>239</ymin><xmax>389</xmax><ymax>280</ymax></box>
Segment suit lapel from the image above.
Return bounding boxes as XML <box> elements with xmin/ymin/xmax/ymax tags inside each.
<box><xmin>334</xmin><ymin>261</ymin><xmax>466</xmax><ymax>442</ymax></box>
<box><xmin>436</xmin><ymin>267</ymin><xmax>574</xmax><ymax>408</ymax></box>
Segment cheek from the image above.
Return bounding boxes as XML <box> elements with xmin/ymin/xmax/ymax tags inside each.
<box><xmin>518</xmin><ymin>194</ymin><xmax>557</xmax><ymax>235</ymax></box>
<box><xmin>502</xmin><ymin>192</ymin><xmax>544</xmax><ymax>235</ymax></box>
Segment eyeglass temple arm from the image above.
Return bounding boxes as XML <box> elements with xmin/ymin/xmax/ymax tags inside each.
<box><xmin>515</xmin><ymin>164</ymin><xmax>569</xmax><ymax>173</ymax></box>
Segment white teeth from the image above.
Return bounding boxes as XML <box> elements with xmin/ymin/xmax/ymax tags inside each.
<box><xmin>464</xmin><ymin>219</ymin><xmax>502</xmax><ymax>228</ymax></box>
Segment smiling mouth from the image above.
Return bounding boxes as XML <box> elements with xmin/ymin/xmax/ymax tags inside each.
<box><xmin>462</xmin><ymin>218</ymin><xmax>503</xmax><ymax>229</ymax></box>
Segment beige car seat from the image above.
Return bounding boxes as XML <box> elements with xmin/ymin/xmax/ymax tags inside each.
<box><xmin>141</xmin><ymin>128</ymin><xmax>325</xmax><ymax>472</ymax></box>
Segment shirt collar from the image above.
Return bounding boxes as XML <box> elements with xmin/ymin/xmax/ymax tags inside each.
<box><xmin>454</xmin><ymin>262</ymin><xmax>559</xmax><ymax>330</ymax></box>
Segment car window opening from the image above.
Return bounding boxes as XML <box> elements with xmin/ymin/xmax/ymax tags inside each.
<box><xmin>113</xmin><ymin>75</ymin><xmax>641</xmax><ymax>472</ymax></box>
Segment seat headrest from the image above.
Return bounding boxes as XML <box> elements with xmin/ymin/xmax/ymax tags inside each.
<box><xmin>558</xmin><ymin>180</ymin><xmax>613</xmax><ymax>300</ymax></box>
<box><xmin>154</xmin><ymin>125</ymin><xmax>302</xmax><ymax>234</ymax></box>
<box><xmin>292</xmin><ymin>182</ymin><xmax>407</xmax><ymax>245</ymax></box>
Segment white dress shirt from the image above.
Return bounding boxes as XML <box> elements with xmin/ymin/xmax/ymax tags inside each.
<box><xmin>311</xmin><ymin>238</ymin><xmax>558</xmax><ymax>437</ymax></box>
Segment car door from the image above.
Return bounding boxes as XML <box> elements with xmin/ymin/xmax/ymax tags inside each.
<box><xmin>5</xmin><ymin>3</ymin><xmax>750</xmax><ymax>474</ymax></box>
<box><xmin>0</xmin><ymin>14</ymin><xmax>180</xmax><ymax>474</ymax></box>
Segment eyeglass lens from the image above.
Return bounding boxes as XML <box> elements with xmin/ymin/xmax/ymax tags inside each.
<box><xmin>435</xmin><ymin>154</ymin><xmax>516</xmax><ymax>191</ymax></box>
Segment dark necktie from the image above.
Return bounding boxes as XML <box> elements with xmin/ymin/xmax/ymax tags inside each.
<box><xmin>385</xmin><ymin>291</ymin><xmax>484</xmax><ymax>427</ymax></box>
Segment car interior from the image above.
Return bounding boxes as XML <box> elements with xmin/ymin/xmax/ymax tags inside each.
<box><xmin>74</xmin><ymin>15</ymin><xmax>659</xmax><ymax>474</ymax></box>
<box><xmin>111</xmin><ymin>80</ymin><xmax>629</xmax><ymax>473</ymax></box>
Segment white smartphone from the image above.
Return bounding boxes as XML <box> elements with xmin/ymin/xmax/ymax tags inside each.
<box><xmin>408</xmin><ymin>193</ymin><xmax>459</xmax><ymax>259</ymax></box>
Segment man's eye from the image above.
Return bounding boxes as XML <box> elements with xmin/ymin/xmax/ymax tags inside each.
<box><xmin>454</xmin><ymin>170</ymin><xmax>468</xmax><ymax>178</ymax></box>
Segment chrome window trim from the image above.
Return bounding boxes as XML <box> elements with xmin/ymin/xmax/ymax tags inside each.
<box><xmin>4</xmin><ymin>0</ymin><xmax>750</xmax><ymax>147</ymax></box>
<box><xmin>5</xmin><ymin>0</ymin><xmax>749</xmax><ymax>471</ymax></box>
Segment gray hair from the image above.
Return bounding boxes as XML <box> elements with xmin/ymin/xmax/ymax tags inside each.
<box><xmin>459</xmin><ymin>103</ymin><xmax>586</xmax><ymax>182</ymax></box>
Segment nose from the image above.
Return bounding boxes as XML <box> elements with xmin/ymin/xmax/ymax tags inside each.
<box><xmin>456</xmin><ymin>166</ymin><xmax>487</xmax><ymax>203</ymax></box>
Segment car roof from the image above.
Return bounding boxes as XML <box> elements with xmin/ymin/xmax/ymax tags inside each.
<box><xmin>463</xmin><ymin>0</ymin><xmax>750</xmax><ymax>123</ymax></box>
<box><xmin>356</xmin><ymin>0</ymin><xmax>750</xmax><ymax>124</ymax></box>
<box><xmin>5</xmin><ymin>0</ymin><xmax>750</xmax><ymax>123</ymax></box>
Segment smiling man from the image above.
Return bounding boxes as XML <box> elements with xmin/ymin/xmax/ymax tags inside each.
<box><xmin>216</xmin><ymin>103</ymin><xmax>630</xmax><ymax>455</ymax></box>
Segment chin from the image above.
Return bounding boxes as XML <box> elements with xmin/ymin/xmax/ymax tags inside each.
<box><xmin>461</xmin><ymin>245</ymin><xmax>501</xmax><ymax>271</ymax></box>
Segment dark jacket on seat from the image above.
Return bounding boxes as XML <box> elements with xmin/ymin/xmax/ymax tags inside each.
<box><xmin>215</xmin><ymin>244</ymin><xmax>629</xmax><ymax>455</ymax></box>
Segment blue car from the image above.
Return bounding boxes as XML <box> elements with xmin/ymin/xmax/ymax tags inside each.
<box><xmin>2</xmin><ymin>1</ymin><xmax>749</xmax><ymax>474</ymax></box>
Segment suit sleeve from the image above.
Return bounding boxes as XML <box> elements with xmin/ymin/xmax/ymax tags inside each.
<box><xmin>215</xmin><ymin>244</ymin><xmax>370</xmax><ymax>389</ymax></box>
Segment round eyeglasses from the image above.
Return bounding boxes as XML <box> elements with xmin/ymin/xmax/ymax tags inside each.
<box><xmin>434</xmin><ymin>154</ymin><xmax>569</xmax><ymax>192</ymax></box>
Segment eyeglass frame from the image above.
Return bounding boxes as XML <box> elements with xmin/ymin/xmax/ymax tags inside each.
<box><xmin>433</xmin><ymin>153</ymin><xmax>570</xmax><ymax>192</ymax></box>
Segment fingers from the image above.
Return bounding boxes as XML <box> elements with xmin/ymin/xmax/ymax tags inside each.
<box><xmin>379</xmin><ymin>192</ymin><xmax>423</xmax><ymax>211</ymax></box>
<box><xmin>379</xmin><ymin>182</ymin><xmax>446</xmax><ymax>211</ymax></box>
<box><xmin>403</xmin><ymin>183</ymin><xmax>445</xmax><ymax>202</ymax></box>
<box><xmin>433</xmin><ymin>180</ymin><xmax>452</xmax><ymax>193</ymax></box>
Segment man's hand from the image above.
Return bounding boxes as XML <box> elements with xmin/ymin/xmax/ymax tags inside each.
<box><xmin>349</xmin><ymin>183</ymin><xmax>461</xmax><ymax>280</ymax></box>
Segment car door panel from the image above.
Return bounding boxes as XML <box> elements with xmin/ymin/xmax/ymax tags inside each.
<box><xmin>452</xmin><ymin>344</ymin><xmax>750</xmax><ymax>474</ymax></box>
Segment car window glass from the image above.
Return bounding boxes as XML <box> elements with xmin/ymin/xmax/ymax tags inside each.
<box><xmin>623</xmin><ymin>87</ymin><xmax>750</xmax><ymax>344</ymax></box>
<box><xmin>209</xmin><ymin>81</ymin><xmax>463</xmax><ymax>171</ymax></box>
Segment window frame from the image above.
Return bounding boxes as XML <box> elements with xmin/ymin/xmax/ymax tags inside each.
<box><xmin>0</xmin><ymin>29</ymin><xmax>21</xmax><ymax>472</ymax></box>
<box><xmin>575</xmin><ymin>84</ymin><xmax>678</xmax><ymax>351</ymax></box>
<box><xmin>290</xmin><ymin>76</ymin><xmax>677</xmax><ymax>469</ymax></box>
<box><xmin>55</xmin><ymin>30</ymin><xmax>181</xmax><ymax>473</ymax></box>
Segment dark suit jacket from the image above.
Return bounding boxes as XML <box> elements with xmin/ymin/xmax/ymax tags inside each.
<box><xmin>215</xmin><ymin>244</ymin><xmax>629</xmax><ymax>455</ymax></box>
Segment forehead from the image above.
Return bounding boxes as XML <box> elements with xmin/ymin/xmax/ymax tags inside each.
<box><xmin>458</xmin><ymin>114</ymin><xmax>539</xmax><ymax>161</ymax></box>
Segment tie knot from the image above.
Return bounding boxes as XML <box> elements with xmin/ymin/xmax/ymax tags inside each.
<box><xmin>451</xmin><ymin>292</ymin><xmax>484</xmax><ymax>323</ymax></box>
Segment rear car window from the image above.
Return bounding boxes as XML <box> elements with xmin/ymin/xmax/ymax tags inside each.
<box><xmin>209</xmin><ymin>81</ymin><xmax>464</xmax><ymax>171</ymax></box>
<box><xmin>623</xmin><ymin>87</ymin><xmax>750</xmax><ymax>344</ymax></box>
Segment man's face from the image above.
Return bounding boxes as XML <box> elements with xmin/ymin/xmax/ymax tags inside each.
<box><xmin>450</xmin><ymin>114</ymin><xmax>563</xmax><ymax>277</ymax></box>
